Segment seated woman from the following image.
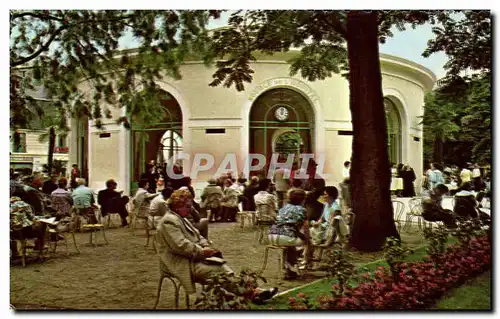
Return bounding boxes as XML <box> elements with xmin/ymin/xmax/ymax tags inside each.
<box><xmin>155</xmin><ymin>189</ymin><xmax>277</xmax><ymax>304</ymax></box>
<box><xmin>10</xmin><ymin>197</ymin><xmax>46</xmax><ymax>259</ymax></box>
<box><xmin>268</xmin><ymin>189</ymin><xmax>308</xmax><ymax>280</ymax></box>
<box><xmin>310</xmin><ymin>186</ymin><xmax>345</xmax><ymax>245</ymax></box>
<box><xmin>200</xmin><ymin>178</ymin><xmax>223</xmax><ymax>222</ymax></box>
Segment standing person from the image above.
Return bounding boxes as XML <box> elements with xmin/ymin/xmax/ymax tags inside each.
<box><xmin>401</xmin><ymin>164</ymin><xmax>416</xmax><ymax>197</ymax></box>
<box><xmin>273</xmin><ymin>157</ymin><xmax>291</xmax><ymax>209</ymax></box>
<box><xmin>142</xmin><ymin>163</ymin><xmax>158</xmax><ymax>193</ymax></box>
<box><xmin>97</xmin><ymin>179</ymin><xmax>130</xmax><ymax>227</ymax></box>
<box><xmin>472</xmin><ymin>163</ymin><xmax>483</xmax><ymax>191</ymax></box>
<box><xmin>70</xmin><ymin>164</ymin><xmax>81</xmax><ymax>190</ymax></box>
<box><xmin>428</xmin><ymin>163</ymin><xmax>445</xmax><ymax>190</ymax></box>
<box><xmin>42</xmin><ymin>175</ymin><xmax>58</xmax><ymax>195</ymax></box>
<box><xmin>243</xmin><ymin>176</ymin><xmax>260</xmax><ymax>211</ymax></box>
<box><xmin>460</xmin><ymin>165</ymin><xmax>473</xmax><ymax>185</ymax></box>
<box><xmin>342</xmin><ymin>161</ymin><xmax>350</xmax><ymax>181</ymax></box>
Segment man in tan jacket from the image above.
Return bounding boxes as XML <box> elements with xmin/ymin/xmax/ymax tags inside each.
<box><xmin>155</xmin><ymin>189</ymin><xmax>277</xmax><ymax>303</ymax></box>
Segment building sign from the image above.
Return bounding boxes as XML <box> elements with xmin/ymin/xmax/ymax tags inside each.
<box><xmin>248</xmin><ymin>77</ymin><xmax>320</xmax><ymax>105</ymax></box>
<box><xmin>54</xmin><ymin>147</ymin><xmax>69</xmax><ymax>153</ymax></box>
<box><xmin>10</xmin><ymin>156</ymin><xmax>33</xmax><ymax>163</ymax></box>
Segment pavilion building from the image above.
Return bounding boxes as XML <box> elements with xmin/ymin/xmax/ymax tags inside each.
<box><xmin>68</xmin><ymin>50</ymin><xmax>436</xmax><ymax>197</ymax></box>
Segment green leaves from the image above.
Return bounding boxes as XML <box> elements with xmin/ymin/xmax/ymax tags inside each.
<box><xmin>10</xmin><ymin>10</ymin><xmax>220</xmax><ymax>128</ymax></box>
<box><xmin>423</xmin><ymin>10</ymin><xmax>491</xmax><ymax>78</ymax></box>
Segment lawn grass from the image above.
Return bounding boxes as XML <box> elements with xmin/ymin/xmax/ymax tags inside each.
<box><xmin>252</xmin><ymin>237</ymin><xmax>458</xmax><ymax>310</ymax></box>
<box><xmin>435</xmin><ymin>271</ymin><xmax>491</xmax><ymax>310</ymax></box>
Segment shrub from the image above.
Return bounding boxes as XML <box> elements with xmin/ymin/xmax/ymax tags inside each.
<box><xmin>195</xmin><ymin>268</ymin><xmax>266</xmax><ymax>310</ymax></box>
<box><xmin>383</xmin><ymin>237</ymin><xmax>413</xmax><ymax>283</ymax></box>
<box><xmin>323</xmin><ymin>244</ymin><xmax>357</xmax><ymax>297</ymax></box>
<box><xmin>423</xmin><ymin>225</ymin><xmax>448</xmax><ymax>265</ymax></box>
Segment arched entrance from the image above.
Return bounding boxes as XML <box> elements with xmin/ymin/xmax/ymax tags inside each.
<box><xmin>249</xmin><ymin>88</ymin><xmax>314</xmax><ymax>166</ymax></box>
<box><xmin>130</xmin><ymin>90</ymin><xmax>182</xmax><ymax>189</ymax></box>
<box><xmin>384</xmin><ymin>98</ymin><xmax>402</xmax><ymax>164</ymax></box>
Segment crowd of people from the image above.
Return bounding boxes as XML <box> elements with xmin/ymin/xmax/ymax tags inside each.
<box><xmin>418</xmin><ymin>162</ymin><xmax>491</xmax><ymax>230</ymax></box>
<box><xmin>10</xmin><ymin>157</ymin><xmax>491</xmax><ymax>305</ymax></box>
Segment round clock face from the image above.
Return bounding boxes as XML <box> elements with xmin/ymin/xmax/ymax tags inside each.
<box><xmin>275</xmin><ymin>106</ymin><xmax>289</xmax><ymax>121</ymax></box>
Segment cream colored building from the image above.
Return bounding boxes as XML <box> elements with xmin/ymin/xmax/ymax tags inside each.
<box><xmin>10</xmin><ymin>129</ymin><xmax>69</xmax><ymax>173</ymax></box>
<box><xmin>69</xmin><ymin>51</ymin><xmax>436</xmax><ymax>196</ymax></box>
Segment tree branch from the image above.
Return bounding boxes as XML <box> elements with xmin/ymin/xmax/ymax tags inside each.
<box><xmin>10</xmin><ymin>11</ymin><xmax>63</xmax><ymax>22</ymax></box>
<box><xmin>321</xmin><ymin>12</ymin><xmax>347</xmax><ymax>39</ymax></box>
<box><xmin>11</xmin><ymin>25</ymin><xmax>67</xmax><ymax>67</ymax></box>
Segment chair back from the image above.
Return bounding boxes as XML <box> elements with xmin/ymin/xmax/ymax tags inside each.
<box><xmin>50</xmin><ymin>195</ymin><xmax>72</xmax><ymax>218</ymax></box>
<box><xmin>138</xmin><ymin>198</ymin><xmax>153</xmax><ymax>219</ymax></box>
<box><xmin>392</xmin><ymin>200</ymin><xmax>405</xmax><ymax>221</ymax></box>
<box><xmin>255</xmin><ymin>203</ymin><xmax>276</xmax><ymax>222</ymax></box>
<box><xmin>409</xmin><ymin>197</ymin><xmax>423</xmax><ymax>216</ymax></box>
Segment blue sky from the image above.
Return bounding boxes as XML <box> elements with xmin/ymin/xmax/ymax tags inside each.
<box><xmin>118</xmin><ymin>11</ymin><xmax>448</xmax><ymax>79</ymax></box>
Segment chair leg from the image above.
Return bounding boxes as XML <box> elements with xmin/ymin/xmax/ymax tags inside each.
<box><xmin>72</xmin><ymin>232</ymin><xmax>80</xmax><ymax>253</ymax></box>
<box><xmin>102</xmin><ymin>227</ymin><xmax>109</xmax><ymax>244</ymax></box>
<box><xmin>278</xmin><ymin>251</ymin><xmax>284</xmax><ymax>279</ymax></box>
<box><xmin>153</xmin><ymin>276</ymin><xmax>164</xmax><ymax>309</ymax></box>
<box><xmin>260</xmin><ymin>247</ymin><xmax>270</xmax><ymax>275</ymax></box>
<box><xmin>145</xmin><ymin>226</ymin><xmax>150</xmax><ymax>248</ymax></box>
<box><xmin>174</xmin><ymin>281</ymin><xmax>180</xmax><ymax>309</ymax></box>
<box><xmin>258</xmin><ymin>227</ymin><xmax>264</xmax><ymax>244</ymax></box>
<box><xmin>185</xmin><ymin>290</ymin><xmax>190</xmax><ymax>309</ymax></box>
<box><xmin>21</xmin><ymin>240</ymin><xmax>26</xmax><ymax>267</ymax></box>
<box><xmin>63</xmin><ymin>234</ymin><xmax>69</xmax><ymax>255</ymax></box>
<box><xmin>240</xmin><ymin>214</ymin><xmax>244</xmax><ymax>228</ymax></box>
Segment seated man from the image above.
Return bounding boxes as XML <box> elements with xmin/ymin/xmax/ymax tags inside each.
<box><xmin>454</xmin><ymin>182</ymin><xmax>491</xmax><ymax>224</ymax></box>
<box><xmin>72</xmin><ymin>178</ymin><xmax>98</xmax><ymax>224</ymax></box>
<box><xmin>421</xmin><ymin>184</ymin><xmax>457</xmax><ymax>229</ymax></box>
<box><xmin>253</xmin><ymin>178</ymin><xmax>278</xmax><ymax>224</ymax></box>
<box><xmin>50</xmin><ymin>177</ymin><xmax>74</xmax><ymax>235</ymax></box>
<box><xmin>155</xmin><ymin>189</ymin><xmax>277</xmax><ymax>304</ymax></box>
<box><xmin>97</xmin><ymin>179</ymin><xmax>130</xmax><ymax>227</ymax></box>
<box><xmin>149</xmin><ymin>187</ymin><xmax>174</xmax><ymax>228</ymax></box>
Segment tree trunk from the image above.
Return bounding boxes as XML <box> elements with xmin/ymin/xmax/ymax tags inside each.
<box><xmin>433</xmin><ymin>135</ymin><xmax>444</xmax><ymax>165</ymax></box>
<box><xmin>47</xmin><ymin>127</ymin><xmax>56</xmax><ymax>175</ymax></box>
<box><xmin>346</xmin><ymin>11</ymin><xmax>400</xmax><ymax>252</ymax></box>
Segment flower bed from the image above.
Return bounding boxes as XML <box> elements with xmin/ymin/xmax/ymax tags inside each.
<box><xmin>288</xmin><ymin>235</ymin><xmax>491</xmax><ymax>310</ymax></box>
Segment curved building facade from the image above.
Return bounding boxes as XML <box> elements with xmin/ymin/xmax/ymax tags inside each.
<box><xmin>68</xmin><ymin>51</ymin><xmax>436</xmax><ymax>196</ymax></box>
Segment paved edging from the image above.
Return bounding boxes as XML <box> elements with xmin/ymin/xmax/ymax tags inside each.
<box><xmin>270</xmin><ymin>257</ymin><xmax>387</xmax><ymax>300</ymax></box>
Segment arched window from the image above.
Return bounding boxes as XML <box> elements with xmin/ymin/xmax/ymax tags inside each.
<box><xmin>384</xmin><ymin>98</ymin><xmax>402</xmax><ymax>164</ymax></box>
<box><xmin>159</xmin><ymin>130</ymin><xmax>183</xmax><ymax>163</ymax></box>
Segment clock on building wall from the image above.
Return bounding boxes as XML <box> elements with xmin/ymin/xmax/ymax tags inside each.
<box><xmin>274</xmin><ymin>106</ymin><xmax>289</xmax><ymax>122</ymax></box>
